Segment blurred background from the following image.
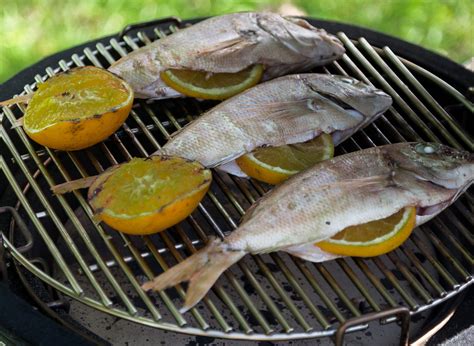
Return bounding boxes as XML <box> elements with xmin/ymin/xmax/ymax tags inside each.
<box><xmin>1</xmin><ymin>0</ymin><xmax>472</xmax><ymax>83</ymax></box>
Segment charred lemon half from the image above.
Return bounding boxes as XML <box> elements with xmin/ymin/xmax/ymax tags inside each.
<box><xmin>88</xmin><ymin>156</ymin><xmax>211</xmax><ymax>235</ymax></box>
<box><xmin>23</xmin><ymin>66</ymin><xmax>133</xmax><ymax>151</ymax></box>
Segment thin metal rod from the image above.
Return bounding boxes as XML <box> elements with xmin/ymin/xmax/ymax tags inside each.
<box><xmin>372</xmin><ymin>257</ymin><xmax>419</xmax><ymax>310</ymax></box>
<box><xmin>336</xmin><ymin>259</ymin><xmax>381</xmax><ymax>312</ymax></box>
<box><xmin>338</xmin><ymin>33</ymin><xmax>441</xmax><ymax>143</ymax></box>
<box><xmin>358</xmin><ymin>38</ymin><xmax>462</xmax><ymax>149</ymax></box>
<box><xmin>382</xmin><ymin>47</ymin><xmax>473</xmax><ymax>150</ymax></box>
<box><xmin>0</xmin><ymin>156</ymin><xmax>82</xmax><ymax>295</ymax></box>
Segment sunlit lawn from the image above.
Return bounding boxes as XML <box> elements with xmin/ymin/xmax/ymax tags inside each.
<box><xmin>1</xmin><ymin>0</ymin><xmax>472</xmax><ymax>82</ymax></box>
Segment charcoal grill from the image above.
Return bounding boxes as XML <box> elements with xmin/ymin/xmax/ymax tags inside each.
<box><xmin>0</xmin><ymin>16</ymin><xmax>473</xmax><ymax>344</ymax></box>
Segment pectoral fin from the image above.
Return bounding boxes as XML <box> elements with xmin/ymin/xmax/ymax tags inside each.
<box><xmin>284</xmin><ymin>243</ymin><xmax>341</xmax><ymax>262</ymax></box>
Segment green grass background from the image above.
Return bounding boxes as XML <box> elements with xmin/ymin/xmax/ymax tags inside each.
<box><xmin>1</xmin><ymin>0</ymin><xmax>472</xmax><ymax>82</ymax></box>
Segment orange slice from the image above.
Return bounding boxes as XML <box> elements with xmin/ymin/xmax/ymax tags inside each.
<box><xmin>316</xmin><ymin>207</ymin><xmax>416</xmax><ymax>257</ymax></box>
<box><xmin>23</xmin><ymin>66</ymin><xmax>133</xmax><ymax>151</ymax></box>
<box><xmin>236</xmin><ymin>133</ymin><xmax>334</xmax><ymax>185</ymax></box>
<box><xmin>160</xmin><ymin>64</ymin><xmax>264</xmax><ymax>100</ymax></box>
<box><xmin>88</xmin><ymin>156</ymin><xmax>211</xmax><ymax>235</ymax></box>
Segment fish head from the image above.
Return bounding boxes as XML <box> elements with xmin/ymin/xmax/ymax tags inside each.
<box><xmin>302</xmin><ymin>74</ymin><xmax>392</xmax><ymax>118</ymax></box>
<box><xmin>394</xmin><ymin>142</ymin><xmax>474</xmax><ymax>189</ymax></box>
<box><xmin>259</xmin><ymin>15</ymin><xmax>345</xmax><ymax>63</ymax></box>
<box><xmin>299</xmin><ymin>74</ymin><xmax>392</xmax><ymax>144</ymax></box>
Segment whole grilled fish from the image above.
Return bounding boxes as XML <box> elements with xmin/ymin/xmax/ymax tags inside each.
<box><xmin>157</xmin><ymin>73</ymin><xmax>392</xmax><ymax>175</ymax></box>
<box><xmin>143</xmin><ymin>142</ymin><xmax>473</xmax><ymax>311</ymax></box>
<box><xmin>109</xmin><ymin>12</ymin><xmax>345</xmax><ymax>98</ymax></box>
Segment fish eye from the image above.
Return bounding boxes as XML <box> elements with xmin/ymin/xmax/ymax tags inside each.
<box><xmin>415</xmin><ymin>143</ymin><xmax>438</xmax><ymax>154</ymax></box>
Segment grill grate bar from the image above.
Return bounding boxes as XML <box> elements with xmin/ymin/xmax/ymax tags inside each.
<box><xmin>313</xmin><ymin>263</ymin><xmax>362</xmax><ymax>317</ymax></box>
<box><xmin>271</xmin><ymin>253</ymin><xmax>332</xmax><ymax>329</ymax></box>
<box><xmin>386</xmin><ymin>252</ymin><xmax>433</xmax><ymax>304</ymax></box>
<box><xmin>443</xmin><ymin>208</ymin><xmax>473</xmax><ymax>244</ymax></box>
<box><xmin>0</xmin><ymin>154</ymin><xmax>82</xmax><ymax>295</ymax></box>
<box><xmin>141</xmin><ymin>236</ymin><xmax>210</xmax><ymax>330</ymax></box>
<box><xmin>409</xmin><ymin>233</ymin><xmax>459</xmax><ymax>288</ymax></box>
<box><xmin>372</xmin><ymin>257</ymin><xmax>419</xmax><ymax>310</ymax></box>
<box><xmin>382</xmin><ymin>47</ymin><xmax>473</xmax><ymax>150</ymax></box>
<box><xmin>336</xmin><ymin>58</ymin><xmax>422</xmax><ymax>143</ymax></box>
<box><xmin>422</xmin><ymin>228</ymin><xmax>471</xmax><ymax>281</ymax></box>
<box><xmin>354</xmin><ymin>259</ymin><xmax>398</xmax><ymax>308</ymax></box>
<box><xmin>336</xmin><ymin>259</ymin><xmax>382</xmax><ymax>312</ymax></box>
<box><xmin>254</xmin><ymin>256</ymin><xmax>314</xmax><ymax>332</ymax></box>
<box><xmin>84</xmin><ymin>48</ymin><xmax>103</xmax><ymax>68</ymax></box>
<box><xmin>293</xmin><ymin>259</ymin><xmax>346</xmax><ymax>323</ymax></box>
<box><xmin>399</xmin><ymin>247</ymin><xmax>446</xmax><ymax>297</ymax></box>
<box><xmin>339</xmin><ymin>33</ymin><xmax>442</xmax><ymax>143</ymax></box>
<box><xmin>174</xmin><ymin>225</ymin><xmax>254</xmax><ymax>334</ymax></box>
<box><xmin>55</xmin><ymin>153</ymin><xmax>146</xmax><ymax>316</ymax></box>
<box><xmin>1</xmin><ymin>121</ymin><xmax>89</xmax><ymax>296</ymax></box>
<box><xmin>185</xmin><ymin>214</ymin><xmax>275</xmax><ymax>334</ymax></box>
<box><xmin>432</xmin><ymin>218</ymin><xmax>473</xmax><ymax>265</ymax></box>
<box><xmin>159</xmin><ymin>230</ymin><xmax>232</xmax><ymax>332</ymax></box>
<box><xmin>358</xmin><ymin>38</ymin><xmax>463</xmax><ymax>149</ymax></box>
<box><xmin>238</xmin><ymin>262</ymin><xmax>295</xmax><ymax>333</ymax></box>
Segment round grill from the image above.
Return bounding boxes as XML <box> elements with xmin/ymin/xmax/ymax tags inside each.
<box><xmin>0</xmin><ymin>17</ymin><xmax>472</xmax><ymax>342</ymax></box>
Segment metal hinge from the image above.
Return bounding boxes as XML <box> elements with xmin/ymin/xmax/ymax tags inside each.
<box><xmin>335</xmin><ymin>306</ymin><xmax>411</xmax><ymax>346</ymax></box>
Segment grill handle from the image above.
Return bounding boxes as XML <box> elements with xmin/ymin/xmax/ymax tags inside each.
<box><xmin>119</xmin><ymin>16</ymin><xmax>182</xmax><ymax>38</ymax></box>
<box><xmin>335</xmin><ymin>306</ymin><xmax>410</xmax><ymax>346</ymax></box>
<box><xmin>0</xmin><ymin>206</ymin><xmax>34</xmax><ymax>254</ymax></box>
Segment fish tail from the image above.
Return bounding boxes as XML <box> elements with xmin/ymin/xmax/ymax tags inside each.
<box><xmin>142</xmin><ymin>237</ymin><xmax>245</xmax><ymax>312</ymax></box>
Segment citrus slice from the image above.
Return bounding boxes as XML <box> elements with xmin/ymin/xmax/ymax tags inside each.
<box><xmin>88</xmin><ymin>156</ymin><xmax>212</xmax><ymax>235</ymax></box>
<box><xmin>235</xmin><ymin>133</ymin><xmax>334</xmax><ymax>185</ymax></box>
<box><xmin>316</xmin><ymin>207</ymin><xmax>416</xmax><ymax>257</ymax></box>
<box><xmin>23</xmin><ymin>66</ymin><xmax>133</xmax><ymax>151</ymax></box>
<box><xmin>160</xmin><ymin>64</ymin><xmax>264</xmax><ymax>100</ymax></box>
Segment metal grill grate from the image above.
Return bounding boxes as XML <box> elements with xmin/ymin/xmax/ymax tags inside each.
<box><xmin>0</xmin><ymin>18</ymin><xmax>473</xmax><ymax>341</ymax></box>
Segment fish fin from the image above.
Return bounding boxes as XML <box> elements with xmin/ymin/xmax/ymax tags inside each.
<box><xmin>240</xmin><ymin>99</ymin><xmax>315</xmax><ymax>122</ymax></box>
<box><xmin>216</xmin><ymin>160</ymin><xmax>249</xmax><ymax>178</ymax></box>
<box><xmin>284</xmin><ymin>243</ymin><xmax>341</xmax><ymax>262</ymax></box>
<box><xmin>142</xmin><ymin>238</ymin><xmax>245</xmax><ymax>312</ymax></box>
<box><xmin>197</xmin><ymin>37</ymin><xmax>255</xmax><ymax>56</ymax></box>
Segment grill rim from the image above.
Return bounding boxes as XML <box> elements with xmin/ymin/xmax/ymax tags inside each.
<box><xmin>1</xmin><ymin>16</ymin><xmax>473</xmax><ymax>342</ymax></box>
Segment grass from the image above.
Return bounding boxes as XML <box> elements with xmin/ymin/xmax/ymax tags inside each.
<box><xmin>1</xmin><ymin>0</ymin><xmax>472</xmax><ymax>82</ymax></box>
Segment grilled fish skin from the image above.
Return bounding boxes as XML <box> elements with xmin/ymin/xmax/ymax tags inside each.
<box><xmin>142</xmin><ymin>142</ymin><xmax>473</xmax><ymax>311</ymax></box>
<box><xmin>108</xmin><ymin>12</ymin><xmax>345</xmax><ymax>98</ymax></box>
<box><xmin>157</xmin><ymin>73</ymin><xmax>392</xmax><ymax>172</ymax></box>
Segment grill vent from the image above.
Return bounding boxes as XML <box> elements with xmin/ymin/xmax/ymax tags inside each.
<box><xmin>0</xmin><ymin>19</ymin><xmax>472</xmax><ymax>341</ymax></box>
